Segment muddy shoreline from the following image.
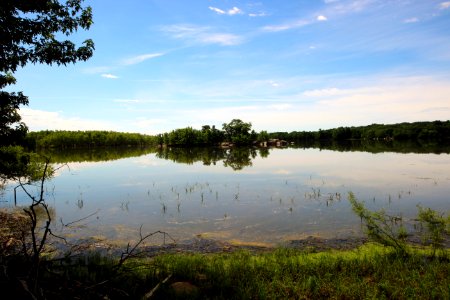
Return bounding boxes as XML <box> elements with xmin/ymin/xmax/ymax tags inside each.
<box><xmin>56</xmin><ymin>235</ymin><xmax>370</xmax><ymax>258</ymax></box>
<box><xmin>57</xmin><ymin>231</ymin><xmax>449</xmax><ymax>258</ymax></box>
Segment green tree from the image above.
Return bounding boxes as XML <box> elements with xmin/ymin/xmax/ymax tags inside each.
<box><xmin>1</xmin><ymin>0</ymin><xmax>94</xmax><ymax>146</ymax></box>
<box><xmin>257</xmin><ymin>130</ymin><xmax>270</xmax><ymax>143</ymax></box>
<box><xmin>222</xmin><ymin>119</ymin><xmax>254</xmax><ymax>145</ymax></box>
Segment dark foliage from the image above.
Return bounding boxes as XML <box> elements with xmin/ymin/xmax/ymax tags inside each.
<box><xmin>27</xmin><ymin>130</ymin><xmax>157</xmax><ymax>149</ymax></box>
<box><xmin>269</xmin><ymin>120</ymin><xmax>450</xmax><ymax>143</ymax></box>
<box><xmin>0</xmin><ymin>0</ymin><xmax>94</xmax><ymax>146</ymax></box>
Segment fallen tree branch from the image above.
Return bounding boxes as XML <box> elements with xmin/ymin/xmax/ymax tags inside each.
<box><xmin>143</xmin><ymin>274</ymin><xmax>172</xmax><ymax>299</ymax></box>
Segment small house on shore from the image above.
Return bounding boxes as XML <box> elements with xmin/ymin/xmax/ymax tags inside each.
<box><xmin>260</xmin><ymin>139</ymin><xmax>288</xmax><ymax>147</ymax></box>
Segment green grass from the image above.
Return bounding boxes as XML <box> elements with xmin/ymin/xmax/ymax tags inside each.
<box><xmin>149</xmin><ymin>244</ymin><xmax>449</xmax><ymax>299</ymax></box>
<box><xmin>1</xmin><ymin>243</ymin><xmax>449</xmax><ymax>299</ymax></box>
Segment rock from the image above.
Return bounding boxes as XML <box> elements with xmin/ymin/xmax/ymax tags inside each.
<box><xmin>170</xmin><ymin>281</ymin><xmax>199</xmax><ymax>297</ymax></box>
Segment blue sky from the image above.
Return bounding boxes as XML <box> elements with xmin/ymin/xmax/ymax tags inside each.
<box><xmin>13</xmin><ymin>0</ymin><xmax>450</xmax><ymax>134</ymax></box>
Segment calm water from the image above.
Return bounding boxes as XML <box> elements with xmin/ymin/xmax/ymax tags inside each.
<box><xmin>2</xmin><ymin>147</ymin><xmax>450</xmax><ymax>246</ymax></box>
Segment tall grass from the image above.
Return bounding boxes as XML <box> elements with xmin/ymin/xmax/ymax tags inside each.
<box><xmin>150</xmin><ymin>245</ymin><xmax>449</xmax><ymax>299</ymax></box>
<box><xmin>2</xmin><ymin>238</ymin><xmax>449</xmax><ymax>299</ymax></box>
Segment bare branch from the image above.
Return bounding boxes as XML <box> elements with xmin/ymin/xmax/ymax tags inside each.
<box><xmin>116</xmin><ymin>227</ymin><xmax>176</xmax><ymax>270</ymax></box>
<box><xmin>61</xmin><ymin>209</ymin><xmax>100</xmax><ymax>227</ymax></box>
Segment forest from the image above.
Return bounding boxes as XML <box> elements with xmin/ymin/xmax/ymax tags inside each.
<box><xmin>25</xmin><ymin>120</ymin><xmax>450</xmax><ymax>149</ymax></box>
<box><xmin>26</xmin><ymin>130</ymin><xmax>157</xmax><ymax>149</ymax></box>
<box><xmin>269</xmin><ymin>120</ymin><xmax>450</xmax><ymax>142</ymax></box>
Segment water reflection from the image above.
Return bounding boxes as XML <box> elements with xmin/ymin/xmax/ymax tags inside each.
<box><xmin>2</xmin><ymin>143</ymin><xmax>450</xmax><ymax>246</ymax></box>
<box><xmin>293</xmin><ymin>139</ymin><xmax>450</xmax><ymax>154</ymax></box>
<box><xmin>37</xmin><ymin>139</ymin><xmax>450</xmax><ymax>167</ymax></box>
<box><xmin>37</xmin><ymin>147</ymin><xmax>155</xmax><ymax>163</ymax></box>
<box><xmin>155</xmin><ymin>147</ymin><xmax>265</xmax><ymax>170</ymax></box>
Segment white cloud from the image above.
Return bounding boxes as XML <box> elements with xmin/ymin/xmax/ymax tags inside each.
<box><xmin>122</xmin><ymin>53</ymin><xmax>164</xmax><ymax>65</ymax></box>
<box><xmin>209</xmin><ymin>6</ymin><xmax>225</xmax><ymax>14</ymax></box>
<box><xmin>268</xmin><ymin>80</ymin><xmax>280</xmax><ymax>87</ymax></box>
<box><xmin>209</xmin><ymin>6</ymin><xmax>243</xmax><ymax>15</ymax></box>
<box><xmin>228</xmin><ymin>7</ymin><xmax>243</xmax><ymax>15</ymax></box>
<box><xmin>201</xmin><ymin>33</ymin><xmax>243</xmax><ymax>46</ymax></box>
<box><xmin>131</xmin><ymin>118</ymin><xmax>167</xmax><ymax>135</ymax></box>
<box><xmin>163</xmin><ymin>75</ymin><xmax>450</xmax><ymax>132</ymax></box>
<box><xmin>113</xmin><ymin>97</ymin><xmax>168</xmax><ymax>105</ymax></box>
<box><xmin>328</xmin><ymin>0</ymin><xmax>376</xmax><ymax>14</ymax></box>
<box><xmin>162</xmin><ymin>24</ymin><xmax>243</xmax><ymax>46</ymax></box>
<box><xmin>262</xmin><ymin>19</ymin><xmax>310</xmax><ymax>32</ymax></box>
<box><xmin>20</xmin><ymin>108</ymin><xmax>119</xmax><ymax>132</ymax></box>
<box><xmin>262</xmin><ymin>0</ymin><xmax>374</xmax><ymax>33</ymax></box>
<box><xmin>21</xmin><ymin>73</ymin><xmax>450</xmax><ymax>134</ymax></box>
<box><xmin>82</xmin><ymin>66</ymin><xmax>111</xmax><ymax>74</ymax></box>
<box><xmin>101</xmin><ymin>73</ymin><xmax>119</xmax><ymax>79</ymax></box>
<box><xmin>440</xmin><ymin>1</ymin><xmax>450</xmax><ymax>9</ymax></box>
<box><xmin>303</xmin><ymin>88</ymin><xmax>346</xmax><ymax>97</ymax></box>
<box><xmin>249</xmin><ymin>12</ymin><xmax>268</xmax><ymax>17</ymax></box>
<box><xmin>403</xmin><ymin>17</ymin><xmax>419</xmax><ymax>23</ymax></box>
<box><xmin>113</xmin><ymin>99</ymin><xmax>142</xmax><ymax>104</ymax></box>
<box><xmin>310</xmin><ymin>76</ymin><xmax>450</xmax><ymax>123</ymax></box>
<box><xmin>268</xmin><ymin>104</ymin><xmax>292</xmax><ymax>111</ymax></box>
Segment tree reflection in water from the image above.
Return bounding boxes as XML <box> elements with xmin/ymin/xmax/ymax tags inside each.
<box><xmin>156</xmin><ymin>147</ymin><xmax>268</xmax><ymax>171</ymax></box>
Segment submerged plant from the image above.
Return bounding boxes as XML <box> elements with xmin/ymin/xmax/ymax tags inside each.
<box><xmin>416</xmin><ymin>205</ymin><xmax>450</xmax><ymax>257</ymax></box>
<box><xmin>348</xmin><ymin>192</ymin><xmax>408</xmax><ymax>255</ymax></box>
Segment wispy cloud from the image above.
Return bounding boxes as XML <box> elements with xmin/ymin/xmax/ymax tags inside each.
<box><xmin>262</xmin><ymin>19</ymin><xmax>311</xmax><ymax>32</ymax></box>
<box><xmin>101</xmin><ymin>73</ymin><xmax>119</xmax><ymax>79</ymax></box>
<box><xmin>122</xmin><ymin>53</ymin><xmax>164</xmax><ymax>66</ymax></box>
<box><xmin>172</xmin><ymin>75</ymin><xmax>450</xmax><ymax>132</ymax></box>
<box><xmin>209</xmin><ymin>6</ymin><xmax>225</xmax><ymax>14</ymax></box>
<box><xmin>113</xmin><ymin>98</ymin><xmax>168</xmax><ymax>105</ymax></box>
<box><xmin>20</xmin><ymin>108</ymin><xmax>119</xmax><ymax>131</ymax></box>
<box><xmin>262</xmin><ymin>0</ymin><xmax>378</xmax><ymax>32</ymax></box>
<box><xmin>249</xmin><ymin>12</ymin><xmax>268</xmax><ymax>17</ymax></box>
<box><xmin>161</xmin><ymin>24</ymin><xmax>243</xmax><ymax>46</ymax></box>
<box><xmin>440</xmin><ymin>1</ymin><xmax>450</xmax><ymax>9</ymax></box>
<box><xmin>113</xmin><ymin>99</ymin><xmax>142</xmax><ymax>104</ymax></box>
<box><xmin>201</xmin><ymin>33</ymin><xmax>242</xmax><ymax>46</ymax></box>
<box><xmin>209</xmin><ymin>6</ymin><xmax>243</xmax><ymax>16</ymax></box>
<box><xmin>303</xmin><ymin>88</ymin><xmax>346</xmax><ymax>97</ymax></box>
<box><xmin>228</xmin><ymin>7</ymin><xmax>243</xmax><ymax>15</ymax></box>
<box><xmin>329</xmin><ymin>0</ymin><xmax>376</xmax><ymax>14</ymax></box>
<box><xmin>268</xmin><ymin>104</ymin><xmax>292</xmax><ymax>111</ymax></box>
<box><xmin>403</xmin><ymin>17</ymin><xmax>419</xmax><ymax>23</ymax></box>
<box><xmin>269</xmin><ymin>80</ymin><xmax>280</xmax><ymax>87</ymax></box>
<box><xmin>82</xmin><ymin>66</ymin><xmax>111</xmax><ymax>74</ymax></box>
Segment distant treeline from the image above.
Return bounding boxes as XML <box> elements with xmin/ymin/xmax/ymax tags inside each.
<box><xmin>26</xmin><ymin>120</ymin><xmax>450</xmax><ymax>149</ymax></box>
<box><xmin>269</xmin><ymin>121</ymin><xmax>450</xmax><ymax>142</ymax></box>
<box><xmin>27</xmin><ymin>130</ymin><xmax>157</xmax><ymax>149</ymax></box>
<box><xmin>159</xmin><ymin>120</ymin><xmax>450</xmax><ymax>146</ymax></box>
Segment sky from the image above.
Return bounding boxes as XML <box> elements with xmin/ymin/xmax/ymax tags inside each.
<box><xmin>11</xmin><ymin>0</ymin><xmax>450</xmax><ymax>134</ymax></box>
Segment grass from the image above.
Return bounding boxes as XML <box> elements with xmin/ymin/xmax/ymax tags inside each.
<box><xmin>1</xmin><ymin>223</ymin><xmax>449</xmax><ymax>299</ymax></box>
<box><xmin>149</xmin><ymin>244</ymin><xmax>449</xmax><ymax>299</ymax></box>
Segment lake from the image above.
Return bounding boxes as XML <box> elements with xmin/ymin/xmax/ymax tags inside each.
<box><xmin>2</xmin><ymin>145</ymin><xmax>450</xmax><ymax>247</ymax></box>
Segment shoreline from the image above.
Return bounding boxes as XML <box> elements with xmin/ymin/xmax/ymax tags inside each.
<box><xmin>55</xmin><ymin>235</ymin><xmax>370</xmax><ymax>259</ymax></box>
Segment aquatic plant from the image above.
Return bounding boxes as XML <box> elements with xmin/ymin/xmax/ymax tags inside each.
<box><xmin>416</xmin><ymin>205</ymin><xmax>450</xmax><ymax>257</ymax></box>
<box><xmin>348</xmin><ymin>192</ymin><xmax>408</xmax><ymax>255</ymax></box>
